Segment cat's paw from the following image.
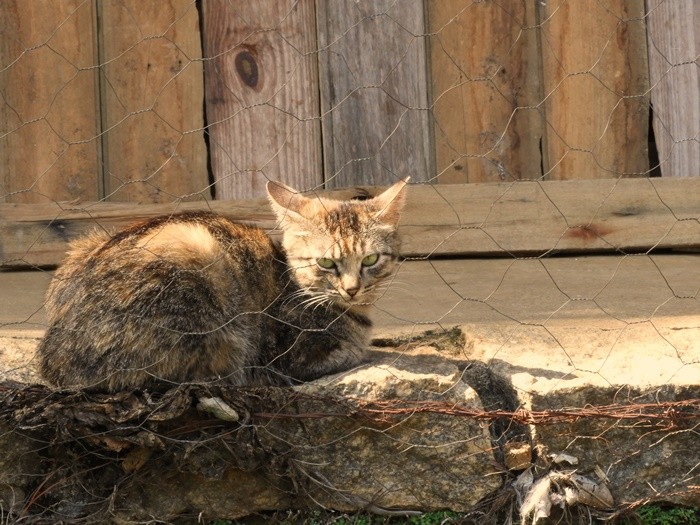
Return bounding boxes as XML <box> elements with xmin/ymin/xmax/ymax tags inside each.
<box><xmin>328</xmin><ymin>342</ymin><xmax>366</xmax><ymax>372</ymax></box>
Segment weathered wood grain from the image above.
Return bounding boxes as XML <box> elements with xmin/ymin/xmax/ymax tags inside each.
<box><xmin>0</xmin><ymin>0</ymin><xmax>100</xmax><ymax>204</ymax></box>
<box><xmin>428</xmin><ymin>0</ymin><xmax>543</xmax><ymax>183</ymax></box>
<box><xmin>98</xmin><ymin>0</ymin><xmax>209</xmax><ymax>203</ymax></box>
<box><xmin>646</xmin><ymin>0</ymin><xmax>700</xmax><ymax>178</ymax></box>
<box><xmin>202</xmin><ymin>0</ymin><xmax>321</xmax><ymax>199</ymax></box>
<box><xmin>5</xmin><ymin>254</ymin><xmax>699</xmax><ymax>334</ymax></box>
<box><xmin>316</xmin><ymin>0</ymin><xmax>431</xmax><ymax>187</ymax></box>
<box><xmin>373</xmin><ymin>253</ymin><xmax>700</xmax><ymax>330</ymax></box>
<box><xmin>538</xmin><ymin>0</ymin><xmax>650</xmax><ymax>180</ymax></box>
<box><xmin>2</xmin><ymin>178</ymin><xmax>697</xmax><ymax>268</ymax></box>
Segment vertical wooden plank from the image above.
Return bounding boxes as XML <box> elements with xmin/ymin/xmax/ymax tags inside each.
<box><xmin>539</xmin><ymin>0</ymin><xmax>650</xmax><ymax>180</ymax></box>
<box><xmin>202</xmin><ymin>0</ymin><xmax>321</xmax><ymax>199</ymax></box>
<box><xmin>428</xmin><ymin>1</ymin><xmax>544</xmax><ymax>183</ymax></box>
<box><xmin>646</xmin><ymin>1</ymin><xmax>699</xmax><ymax>178</ymax></box>
<box><xmin>317</xmin><ymin>0</ymin><xmax>431</xmax><ymax>188</ymax></box>
<box><xmin>0</xmin><ymin>0</ymin><xmax>100</xmax><ymax>204</ymax></box>
<box><xmin>99</xmin><ymin>0</ymin><xmax>210</xmax><ymax>203</ymax></box>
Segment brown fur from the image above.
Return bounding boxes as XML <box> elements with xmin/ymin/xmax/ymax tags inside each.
<box><xmin>37</xmin><ymin>179</ymin><xmax>408</xmax><ymax>392</ymax></box>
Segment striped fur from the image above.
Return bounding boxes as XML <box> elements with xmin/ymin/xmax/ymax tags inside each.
<box><xmin>37</xmin><ymin>179</ymin><xmax>408</xmax><ymax>392</ymax></box>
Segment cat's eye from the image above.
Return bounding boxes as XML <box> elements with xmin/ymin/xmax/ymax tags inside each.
<box><xmin>361</xmin><ymin>254</ymin><xmax>379</xmax><ymax>267</ymax></box>
<box><xmin>317</xmin><ymin>257</ymin><xmax>336</xmax><ymax>270</ymax></box>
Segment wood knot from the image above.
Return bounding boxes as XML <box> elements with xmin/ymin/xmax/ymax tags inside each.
<box><xmin>235</xmin><ymin>50</ymin><xmax>259</xmax><ymax>89</ymax></box>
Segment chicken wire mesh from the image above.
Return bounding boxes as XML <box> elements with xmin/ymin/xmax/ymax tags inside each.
<box><xmin>0</xmin><ymin>0</ymin><xmax>698</xmax><ymax>523</ymax></box>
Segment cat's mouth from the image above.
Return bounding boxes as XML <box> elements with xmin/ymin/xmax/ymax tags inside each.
<box><xmin>335</xmin><ymin>288</ymin><xmax>377</xmax><ymax>307</ymax></box>
<box><xmin>301</xmin><ymin>282</ymin><xmax>377</xmax><ymax>308</ymax></box>
<box><xmin>294</xmin><ymin>286</ymin><xmax>371</xmax><ymax>309</ymax></box>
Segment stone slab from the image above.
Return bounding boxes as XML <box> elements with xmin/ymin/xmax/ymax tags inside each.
<box><xmin>0</xmin><ymin>254</ymin><xmax>698</xmax><ymax>520</ymax></box>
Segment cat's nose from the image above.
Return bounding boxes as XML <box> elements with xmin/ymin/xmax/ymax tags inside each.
<box><xmin>344</xmin><ymin>285</ymin><xmax>360</xmax><ymax>298</ymax></box>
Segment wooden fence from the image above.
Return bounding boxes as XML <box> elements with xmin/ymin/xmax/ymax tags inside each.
<box><xmin>1</xmin><ymin>0</ymin><xmax>697</xmax><ymax>206</ymax></box>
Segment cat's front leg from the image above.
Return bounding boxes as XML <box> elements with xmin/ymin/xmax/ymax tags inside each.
<box><xmin>319</xmin><ymin>338</ymin><xmax>367</xmax><ymax>376</ymax></box>
<box><xmin>269</xmin><ymin>322</ymin><xmax>369</xmax><ymax>384</ymax></box>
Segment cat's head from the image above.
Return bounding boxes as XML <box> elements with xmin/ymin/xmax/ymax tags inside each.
<box><xmin>267</xmin><ymin>178</ymin><xmax>409</xmax><ymax>308</ymax></box>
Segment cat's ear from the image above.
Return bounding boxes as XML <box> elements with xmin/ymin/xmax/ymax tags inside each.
<box><xmin>370</xmin><ymin>177</ymin><xmax>410</xmax><ymax>226</ymax></box>
<box><xmin>266</xmin><ymin>180</ymin><xmax>310</xmax><ymax>226</ymax></box>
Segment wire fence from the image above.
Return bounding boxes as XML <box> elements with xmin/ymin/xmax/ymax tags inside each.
<box><xmin>0</xmin><ymin>0</ymin><xmax>698</xmax><ymax>523</ymax></box>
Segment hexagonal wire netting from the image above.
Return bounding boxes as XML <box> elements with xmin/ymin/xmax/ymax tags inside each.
<box><xmin>0</xmin><ymin>1</ymin><xmax>698</xmax><ymax>523</ymax></box>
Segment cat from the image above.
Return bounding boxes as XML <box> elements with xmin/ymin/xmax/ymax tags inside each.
<box><xmin>37</xmin><ymin>178</ymin><xmax>409</xmax><ymax>392</ymax></box>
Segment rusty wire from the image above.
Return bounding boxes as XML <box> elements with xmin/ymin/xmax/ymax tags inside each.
<box><xmin>250</xmin><ymin>395</ymin><xmax>700</xmax><ymax>430</ymax></box>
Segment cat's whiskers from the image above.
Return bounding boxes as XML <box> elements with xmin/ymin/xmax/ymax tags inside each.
<box><xmin>377</xmin><ymin>280</ymin><xmax>412</xmax><ymax>293</ymax></box>
<box><xmin>285</xmin><ymin>286</ymin><xmax>335</xmax><ymax>313</ymax></box>
<box><xmin>283</xmin><ymin>285</ymin><xmax>323</xmax><ymax>302</ymax></box>
<box><xmin>310</xmin><ymin>297</ymin><xmax>334</xmax><ymax>315</ymax></box>
<box><xmin>357</xmin><ymin>280</ymin><xmax>409</xmax><ymax>304</ymax></box>
<box><xmin>298</xmin><ymin>293</ymin><xmax>334</xmax><ymax>314</ymax></box>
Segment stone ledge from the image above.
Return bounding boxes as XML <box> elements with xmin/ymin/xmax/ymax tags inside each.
<box><xmin>0</xmin><ymin>326</ymin><xmax>698</xmax><ymax>522</ymax></box>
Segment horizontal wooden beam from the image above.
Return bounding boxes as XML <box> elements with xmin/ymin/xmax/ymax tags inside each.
<box><xmin>1</xmin><ymin>179</ymin><xmax>698</xmax><ymax>268</ymax></box>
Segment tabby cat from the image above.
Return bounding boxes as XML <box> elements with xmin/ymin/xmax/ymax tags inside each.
<box><xmin>37</xmin><ymin>178</ymin><xmax>408</xmax><ymax>392</ymax></box>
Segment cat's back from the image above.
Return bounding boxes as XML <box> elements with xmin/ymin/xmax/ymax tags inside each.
<box><xmin>39</xmin><ymin>212</ymin><xmax>283</xmax><ymax>391</ymax></box>
<box><xmin>50</xmin><ymin>212</ymin><xmax>279</xmax><ymax>304</ymax></box>
<box><xmin>90</xmin><ymin>211</ymin><xmax>273</xmax><ymax>269</ymax></box>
